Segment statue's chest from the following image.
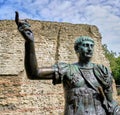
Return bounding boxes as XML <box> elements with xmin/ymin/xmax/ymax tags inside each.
<box><xmin>63</xmin><ymin>68</ymin><xmax>100</xmax><ymax>88</ymax></box>
<box><xmin>80</xmin><ymin>68</ymin><xmax>100</xmax><ymax>87</ymax></box>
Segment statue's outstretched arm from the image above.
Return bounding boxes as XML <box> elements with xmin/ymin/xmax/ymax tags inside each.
<box><xmin>15</xmin><ymin>11</ymin><xmax>55</xmax><ymax>80</ymax></box>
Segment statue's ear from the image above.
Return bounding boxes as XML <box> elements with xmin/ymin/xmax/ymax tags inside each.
<box><xmin>76</xmin><ymin>46</ymin><xmax>81</xmax><ymax>53</ymax></box>
<box><xmin>74</xmin><ymin>45</ymin><xmax>78</xmax><ymax>53</ymax></box>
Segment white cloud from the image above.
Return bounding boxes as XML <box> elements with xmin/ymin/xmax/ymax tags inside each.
<box><xmin>0</xmin><ymin>0</ymin><xmax>120</xmax><ymax>54</ymax></box>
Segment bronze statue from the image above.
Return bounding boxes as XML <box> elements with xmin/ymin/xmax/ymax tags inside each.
<box><xmin>15</xmin><ymin>11</ymin><xmax>120</xmax><ymax>115</ymax></box>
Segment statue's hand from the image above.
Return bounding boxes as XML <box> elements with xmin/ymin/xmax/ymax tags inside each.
<box><xmin>15</xmin><ymin>11</ymin><xmax>34</xmax><ymax>42</ymax></box>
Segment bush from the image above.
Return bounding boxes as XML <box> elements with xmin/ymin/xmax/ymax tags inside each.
<box><xmin>102</xmin><ymin>44</ymin><xmax>120</xmax><ymax>85</ymax></box>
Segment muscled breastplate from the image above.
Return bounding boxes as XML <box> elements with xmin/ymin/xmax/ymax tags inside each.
<box><xmin>63</xmin><ymin>67</ymin><xmax>106</xmax><ymax>115</ymax></box>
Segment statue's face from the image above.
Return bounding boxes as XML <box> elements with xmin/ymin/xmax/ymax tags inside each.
<box><xmin>78</xmin><ymin>40</ymin><xmax>94</xmax><ymax>61</ymax></box>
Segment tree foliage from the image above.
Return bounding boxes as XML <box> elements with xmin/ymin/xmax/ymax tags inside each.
<box><xmin>102</xmin><ymin>44</ymin><xmax>120</xmax><ymax>85</ymax></box>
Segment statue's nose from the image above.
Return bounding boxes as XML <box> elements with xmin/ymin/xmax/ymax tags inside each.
<box><xmin>88</xmin><ymin>45</ymin><xmax>92</xmax><ymax>50</ymax></box>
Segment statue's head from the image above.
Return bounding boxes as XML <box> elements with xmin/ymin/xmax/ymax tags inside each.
<box><xmin>74</xmin><ymin>36</ymin><xmax>95</xmax><ymax>62</ymax></box>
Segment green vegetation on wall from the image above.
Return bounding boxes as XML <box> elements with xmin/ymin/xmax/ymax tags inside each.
<box><xmin>102</xmin><ymin>44</ymin><xmax>120</xmax><ymax>85</ymax></box>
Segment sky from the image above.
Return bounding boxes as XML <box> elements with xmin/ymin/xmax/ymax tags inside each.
<box><xmin>0</xmin><ymin>0</ymin><xmax>120</xmax><ymax>55</ymax></box>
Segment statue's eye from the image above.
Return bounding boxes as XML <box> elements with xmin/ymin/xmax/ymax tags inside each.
<box><xmin>91</xmin><ymin>44</ymin><xmax>94</xmax><ymax>48</ymax></box>
<box><xmin>82</xmin><ymin>44</ymin><xmax>86</xmax><ymax>47</ymax></box>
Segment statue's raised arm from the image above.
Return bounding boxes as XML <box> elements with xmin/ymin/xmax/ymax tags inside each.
<box><xmin>15</xmin><ymin>11</ymin><xmax>55</xmax><ymax>80</ymax></box>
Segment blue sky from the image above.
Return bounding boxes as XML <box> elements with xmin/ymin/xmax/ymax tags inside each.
<box><xmin>0</xmin><ymin>0</ymin><xmax>120</xmax><ymax>55</ymax></box>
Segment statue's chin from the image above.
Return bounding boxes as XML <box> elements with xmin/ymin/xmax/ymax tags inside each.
<box><xmin>86</xmin><ymin>55</ymin><xmax>92</xmax><ymax>58</ymax></box>
<box><xmin>85</xmin><ymin>53</ymin><xmax>93</xmax><ymax>58</ymax></box>
<box><xmin>78</xmin><ymin>53</ymin><xmax>93</xmax><ymax>62</ymax></box>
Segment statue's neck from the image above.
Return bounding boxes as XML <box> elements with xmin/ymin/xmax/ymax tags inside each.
<box><xmin>78</xmin><ymin>61</ymin><xmax>93</xmax><ymax>68</ymax></box>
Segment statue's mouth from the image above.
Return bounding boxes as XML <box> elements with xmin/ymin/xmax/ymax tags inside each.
<box><xmin>86</xmin><ymin>52</ymin><xmax>93</xmax><ymax>55</ymax></box>
<box><xmin>85</xmin><ymin>52</ymin><xmax>93</xmax><ymax>57</ymax></box>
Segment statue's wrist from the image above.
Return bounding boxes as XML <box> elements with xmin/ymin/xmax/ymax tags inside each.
<box><xmin>19</xmin><ymin>29</ymin><xmax>34</xmax><ymax>42</ymax></box>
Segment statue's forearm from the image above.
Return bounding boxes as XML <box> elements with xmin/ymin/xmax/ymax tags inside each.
<box><xmin>24</xmin><ymin>41</ymin><xmax>55</xmax><ymax>80</ymax></box>
<box><xmin>25</xmin><ymin>41</ymin><xmax>38</xmax><ymax>79</ymax></box>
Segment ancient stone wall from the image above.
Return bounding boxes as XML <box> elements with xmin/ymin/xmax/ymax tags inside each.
<box><xmin>0</xmin><ymin>20</ymin><xmax>116</xmax><ymax>115</ymax></box>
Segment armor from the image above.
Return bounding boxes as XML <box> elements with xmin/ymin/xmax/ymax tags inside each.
<box><xmin>53</xmin><ymin>62</ymin><xmax>118</xmax><ymax>115</ymax></box>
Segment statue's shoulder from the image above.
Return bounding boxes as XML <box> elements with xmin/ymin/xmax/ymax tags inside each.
<box><xmin>57</xmin><ymin>62</ymin><xmax>80</xmax><ymax>74</ymax></box>
<box><xmin>53</xmin><ymin>62</ymin><xmax>73</xmax><ymax>75</ymax></box>
<box><xmin>93</xmin><ymin>63</ymin><xmax>110</xmax><ymax>75</ymax></box>
<box><xmin>71</xmin><ymin>62</ymin><xmax>80</xmax><ymax>70</ymax></box>
<box><xmin>93</xmin><ymin>63</ymin><xmax>113</xmax><ymax>88</ymax></box>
